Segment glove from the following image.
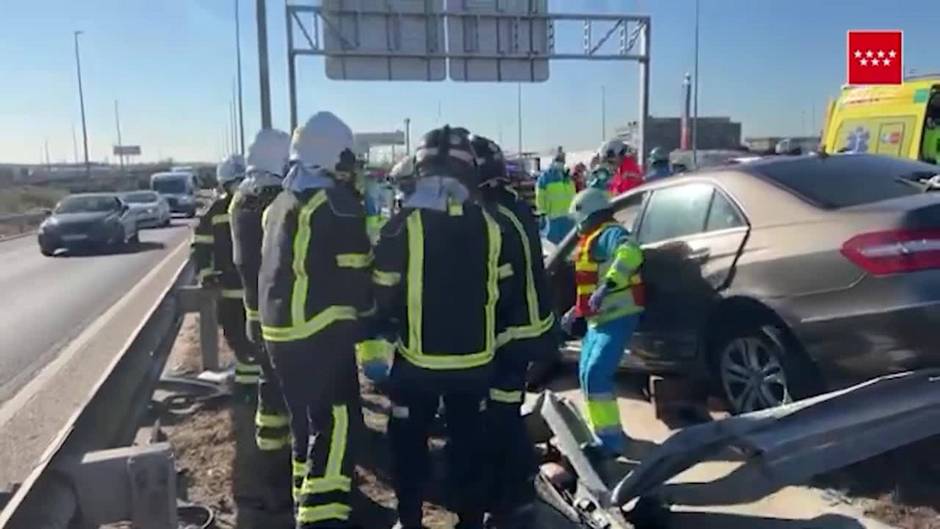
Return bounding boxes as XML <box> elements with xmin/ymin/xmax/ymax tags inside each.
<box><xmin>588</xmin><ymin>283</ymin><xmax>610</xmax><ymax>313</ymax></box>
<box><xmin>362</xmin><ymin>360</ymin><xmax>389</xmax><ymax>384</ymax></box>
<box><xmin>560</xmin><ymin>308</ymin><xmax>579</xmax><ymax>335</ymax></box>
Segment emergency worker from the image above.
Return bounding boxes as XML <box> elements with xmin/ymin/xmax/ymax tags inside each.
<box><xmin>644</xmin><ymin>147</ymin><xmax>673</xmax><ymax>182</ymax></box>
<box><xmin>191</xmin><ymin>155</ymin><xmax>261</xmax><ymax>393</ymax></box>
<box><xmin>358</xmin><ymin>125</ymin><xmax>522</xmax><ymax>529</ymax></box>
<box><xmin>587</xmin><ymin>139</ymin><xmax>627</xmax><ymax>193</ymax></box>
<box><xmin>535</xmin><ymin>148</ymin><xmax>576</xmax><ymax>244</ymax></box>
<box><xmin>229</xmin><ymin>129</ymin><xmax>293</xmax><ymax>486</ymax></box>
<box><xmin>259</xmin><ymin>112</ymin><xmax>372</xmax><ymax>528</ymax></box>
<box><xmin>560</xmin><ymin>188</ymin><xmax>645</xmax><ymax>456</ymax></box>
<box><xmin>470</xmin><ymin>135</ymin><xmax>556</xmax><ymax>529</ymax></box>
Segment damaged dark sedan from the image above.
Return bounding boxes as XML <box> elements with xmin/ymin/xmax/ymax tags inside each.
<box><xmin>37</xmin><ymin>193</ymin><xmax>139</xmax><ymax>256</ymax></box>
<box><xmin>547</xmin><ymin>154</ymin><xmax>940</xmax><ymax>413</ymax></box>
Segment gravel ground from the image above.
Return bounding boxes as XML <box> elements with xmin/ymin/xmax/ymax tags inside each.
<box><xmin>162</xmin><ymin>315</ymin><xmax>940</xmax><ymax>529</ymax></box>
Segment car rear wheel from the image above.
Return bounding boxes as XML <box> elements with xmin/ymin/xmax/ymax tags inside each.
<box><xmin>39</xmin><ymin>245</ymin><xmax>54</xmax><ymax>257</ymax></box>
<box><xmin>715</xmin><ymin>324</ymin><xmax>819</xmax><ymax>414</ymax></box>
<box><xmin>129</xmin><ymin>230</ymin><xmax>140</xmax><ymax>244</ymax></box>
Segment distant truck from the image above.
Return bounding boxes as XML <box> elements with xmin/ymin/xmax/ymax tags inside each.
<box><xmin>149</xmin><ymin>172</ymin><xmax>197</xmax><ymax>217</ymax></box>
<box><xmin>821</xmin><ymin>75</ymin><xmax>940</xmax><ymax>163</ymax></box>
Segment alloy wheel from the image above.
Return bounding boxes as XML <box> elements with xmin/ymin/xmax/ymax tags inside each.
<box><xmin>719</xmin><ymin>336</ymin><xmax>792</xmax><ymax>413</ymax></box>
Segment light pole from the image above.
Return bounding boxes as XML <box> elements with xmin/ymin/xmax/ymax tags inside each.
<box><xmin>234</xmin><ymin>0</ymin><xmax>245</xmax><ymax>156</ymax></box>
<box><xmin>601</xmin><ymin>85</ymin><xmax>607</xmax><ymax>142</ymax></box>
<box><xmin>74</xmin><ymin>30</ymin><xmax>90</xmax><ymax>178</ymax></box>
<box><xmin>404</xmin><ymin>118</ymin><xmax>411</xmax><ymax>155</ymax></box>
<box><xmin>517</xmin><ymin>83</ymin><xmax>523</xmax><ymax>154</ymax></box>
<box><xmin>692</xmin><ymin>0</ymin><xmax>700</xmax><ymax>167</ymax></box>
<box><xmin>114</xmin><ymin>100</ymin><xmax>125</xmax><ymax>174</ymax></box>
<box><xmin>256</xmin><ymin>0</ymin><xmax>272</xmax><ymax>128</ymax></box>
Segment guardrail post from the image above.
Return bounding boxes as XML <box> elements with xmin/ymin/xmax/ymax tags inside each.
<box><xmin>177</xmin><ymin>285</ymin><xmax>220</xmax><ymax>371</ymax></box>
<box><xmin>72</xmin><ymin>443</ymin><xmax>178</xmax><ymax>529</ymax></box>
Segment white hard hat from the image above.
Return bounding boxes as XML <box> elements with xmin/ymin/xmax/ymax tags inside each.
<box><xmin>247</xmin><ymin>129</ymin><xmax>291</xmax><ymax>177</ymax></box>
<box><xmin>598</xmin><ymin>139</ymin><xmax>628</xmax><ymax>160</ymax></box>
<box><xmin>216</xmin><ymin>154</ymin><xmax>245</xmax><ymax>186</ymax></box>
<box><xmin>290</xmin><ymin>112</ymin><xmax>355</xmax><ymax>170</ymax></box>
<box><xmin>390</xmin><ymin>156</ymin><xmax>415</xmax><ymax>181</ymax></box>
<box><xmin>569</xmin><ymin>187</ymin><xmax>611</xmax><ymax>225</ymax></box>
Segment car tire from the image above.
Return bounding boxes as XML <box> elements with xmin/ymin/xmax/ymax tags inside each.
<box><xmin>39</xmin><ymin>245</ymin><xmax>54</xmax><ymax>257</ymax></box>
<box><xmin>129</xmin><ymin>230</ymin><xmax>140</xmax><ymax>244</ymax></box>
<box><xmin>712</xmin><ymin>322</ymin><xmax>820</xmax><ymax>414</ymax></box>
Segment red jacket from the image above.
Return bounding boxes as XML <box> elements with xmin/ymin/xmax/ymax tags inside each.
<box><xmin>607</xmin><ymin>156</ymin><xmax>643</xmax><ymax>196</ymax></box>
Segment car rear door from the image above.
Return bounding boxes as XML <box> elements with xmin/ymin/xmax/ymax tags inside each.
<box><xmin>632</xmin><ymin>182</ymin><xmax>749</xmax><ymax>364</ymax></box>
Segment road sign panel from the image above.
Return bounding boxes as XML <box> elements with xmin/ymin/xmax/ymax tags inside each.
<box><xmin>321</xmin><ymin>0</ymin><xmax>446</xmax><ymax>81</ymax></box>
<box><xmin>113</xmin><ymin>145</ymin><xmax>141</xmax><ymax>156</ymax></box>
<box><xmin>446</xmin><ymin>0</ymin><xmax>550</xmax><ymax>82</ymax></box>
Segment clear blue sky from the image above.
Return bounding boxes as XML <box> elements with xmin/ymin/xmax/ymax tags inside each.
<box><xmin>0</xmin><ymin>0</ymin><xmax>937</xmax><ymax>164</ymax></box>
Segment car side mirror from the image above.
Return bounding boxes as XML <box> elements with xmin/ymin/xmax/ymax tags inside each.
<box><xmin>42</xmin><ymin>208</ymin><xmax>52</xmax><ymax>217</ymax></box>
<box><xmin>121</xmin><ymin>204</ymin><xmax>130</xmax><ymax>214</ymax></box>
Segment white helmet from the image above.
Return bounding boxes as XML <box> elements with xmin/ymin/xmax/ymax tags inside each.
<box><xmin>290</xmin><ymin>112</ymin><xmax>356</xmax><ymax>171</ymax></box>
<box><xmin>389</xmin><ymin>156</ymin><xmax>415</xmax><ymax>181</ymax></box>
<box><xmin>216</xmin><ymin>154</ymin><xmax>245</xmax><ymax>187</ymax></box>
<box><xmin>247</xmin><ymin>129</ymin><xmax>291</xmax><ymax>177</ymax></box>
<box><xmin>569</xmin><ymin>187</ymin><xmax>611</xmax><ymax>226</ymax></box>
<box><xmin>597</xmin><ymin>139</ymin><xmax>628</xmax><ymax>161</ymax></box>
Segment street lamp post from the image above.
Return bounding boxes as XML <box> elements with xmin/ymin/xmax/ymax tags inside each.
<box><xmin>234</xmin><ymin>0</ymin><xmax>245</xmax><ymax>156</ymax></box>
<box><xmin>74</xmin><ymin>31</ymin><xmax>90</xmax><ymax>178</ymax></box>
<box><xmin>404</xmin><ymin>118</ymin><xmax>411</xmax><ymax>155</ymax></box>
<box><xmin>692</xmin><ymin>0</ymin><xmax>700</xmax><ymax>167</ymax></box>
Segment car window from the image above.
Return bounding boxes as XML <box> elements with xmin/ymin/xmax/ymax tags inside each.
<box><xmin>124</xmin><ymin>192</ymin><xmax>158</xmax><ymax>203</ymax></box>
<box><xmin>637</xmin><ymin>183</ymin><xmax>713</xmax><ymax>244</ymax></box>
<box><xmin>55</xmin><ymin>195</ymin><xmax>121</xmax><ymax>213</ymax></box>
<box><xmin>753</xmin><ymin>155</ymin><xmax>938</xmax><ymax>209</ymax></box>
<box><xmin>612</xmin><ymin>192</ymin><xmax>647</xmax><ymax>233</ymax></box>
<box><xmin>705</xmin><ymin>191</ymin><xmax>745</xmax><ymax>232</ymax></box>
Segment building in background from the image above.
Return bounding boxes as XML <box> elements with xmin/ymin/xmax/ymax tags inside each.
<box><xmin>616</xmin><ymin>116</ymin><xmax>743</xmax><ymax>153</ymax></box>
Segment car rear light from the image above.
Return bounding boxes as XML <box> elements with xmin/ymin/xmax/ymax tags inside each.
<box><xmin>841</xmin><ymin>229</ymin><xmax>940</xmax><ymax>275</ymax></box>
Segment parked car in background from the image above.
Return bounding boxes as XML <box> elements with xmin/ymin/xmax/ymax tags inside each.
<box><xmin>150</xmin><ymin>171</ymin><xmax>197</xmax><ymax>217</ymax></box>
<box><xmin>121</xmin><ymin>190</ymin><xmax>171</xmax><ymax>228</ymax></box>
<box><xmin>546</xmin><ymin>154</ymin><xmax>940</xmax><ymax>414</ymax></box>
<box><xmin>37</xmin><ymin>193</ymin><xmax>139</xmax><ymax>256</ymax></box>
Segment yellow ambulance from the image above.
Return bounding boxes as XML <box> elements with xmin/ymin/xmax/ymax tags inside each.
<box><xmin>821</xmin><ymin>75</ymin><xmax>940</xmax><ymax>163</ymax></box>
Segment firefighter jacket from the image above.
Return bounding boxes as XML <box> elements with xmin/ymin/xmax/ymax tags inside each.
<box><xmin>191</xmin><ymin>193</ymin><xmax>244</xmax><ymax>299</ymax></box>
<box><xmin>359</xmin><ymin>200</ymin><xmax>523</xmax><ymax>392</ymax></box>
<box><xmin>230</xmin><ymin>183</ymin><xmax>282</xmax><ymax>343</ymax></box>
<box><xmin>574</xmin><ymin>221</ymin><xmax>645</xmax><ymax>325</ymax></box>
<box><xmin>484</xmin><ymin>186</ymin><xmax>557</xmax><ymax>362</ymax></box>
<box><xmin>258</xmin><ymin>187</ymin><xmax>373</xmax><ymax>345</ymax></box>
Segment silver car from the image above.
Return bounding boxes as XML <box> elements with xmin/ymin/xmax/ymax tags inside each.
<box><xmin>122</xmin><ymin>190</ymin><xmax>171</xmax><ymax>228</ymax></box>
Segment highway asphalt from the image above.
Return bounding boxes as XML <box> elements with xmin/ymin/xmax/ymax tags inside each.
<box><xmin>0</xmin><ymin>220</ymin><xmax>193</xmax><ymax>403</ymax></box>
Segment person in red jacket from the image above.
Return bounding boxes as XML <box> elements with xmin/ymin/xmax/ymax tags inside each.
<box><xmin>607</xmin><ymin>149</ymin><xmax>644</xmax><ymax>196</ymax></box>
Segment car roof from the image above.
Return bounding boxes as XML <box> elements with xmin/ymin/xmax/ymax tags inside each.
<box><xmin>151</xmin><ymin>171</ymin><xmax>192</xmax><ymax>178</ymax></box>
<box><xmin>64</xmin><ymin>192</ymin><xmax>119</xmax><ymax>199</ymax></box>
<box><xmin>614</xmin><ymin>155</ymin><xmax>832</xmax><ymax>227</ymax></box>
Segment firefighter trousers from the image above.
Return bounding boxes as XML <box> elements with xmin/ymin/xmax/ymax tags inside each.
<box><xmin>219</xmin><ymin>298</ymin><xmax>262</xmax><ymax>394</ymax></box>
<box><xmin>486</xmin><ymin>355</ymin><xmax>537</xmax><ymax>521</ymax></box>
<box><xmin>267</xmin><ymin>329</ymin><xmax>363</xmax><ymax>529</ymax></box>
<box><xmin>388</xmin><ymin>384</ymin><xmax>488</xmax><ymax>529</ymax></box>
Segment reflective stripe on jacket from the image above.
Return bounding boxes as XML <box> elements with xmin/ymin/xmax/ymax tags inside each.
<box><xmin>363</xmin><ymin>202</ymin><xmax>516</xmax><ymax>389</ymax></box>
<box><xmin>574</xmin><ymin>222</ymin><xmax>644</xmax><ymax>324</ymax></box>
<box><xmin>485</xmin><ymin>187</ymin><xmax>556</xmax><ymax>356</ymax></box>
<box><xmin>258</xmin><ymin>188</ymin><xmax>373</xmax><ymax>343</ymax></box>
<box><xmin>230</xmin><ymin>185</ymin><xmax>282</xmax><ymax>343</ymax></box>
<box><xmin>535</xmin><ymin>167</ymin><xmax>576</xmax><ymax>219</ymax></box>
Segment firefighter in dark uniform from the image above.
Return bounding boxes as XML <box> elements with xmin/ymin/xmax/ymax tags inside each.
<box><xmin>470</xmin><ymin>136</ymin><xmax>557</xmax><ymax>529</ymax></box>
<box><xmin>191</xmin><ymin>155</ymin><xmax>262</xmax><ymax>393</ymax></box>
<box><xmin>358</xmin><ymin>125</ymin><xmax>524</xmax><ymax>529</ymax></box>
<box><xmin>258</xmin><ymin>112</ymin><xmax>372</xmax><ymax>529</ymax></box>
<box><xmin>229</xmin><ymin>129</ymin><xmax>294</xmax><ymax>505</ymax></box>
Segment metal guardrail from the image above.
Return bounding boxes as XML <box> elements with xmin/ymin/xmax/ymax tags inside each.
<box><xmin>0</xmin><ymin>212</ymin><xmax>46</xmax><ymax>238</ymax></box>
<box><xmin>0</xmin><ymin>237</ymin><xmax>193</xmax><ymax>528</ymax></box>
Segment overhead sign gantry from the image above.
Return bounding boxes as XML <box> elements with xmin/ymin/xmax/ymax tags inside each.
<box><xmin>285</xmin><ymin>0</ymin><xmax>652</xmax><ymax>158</ymax></box>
